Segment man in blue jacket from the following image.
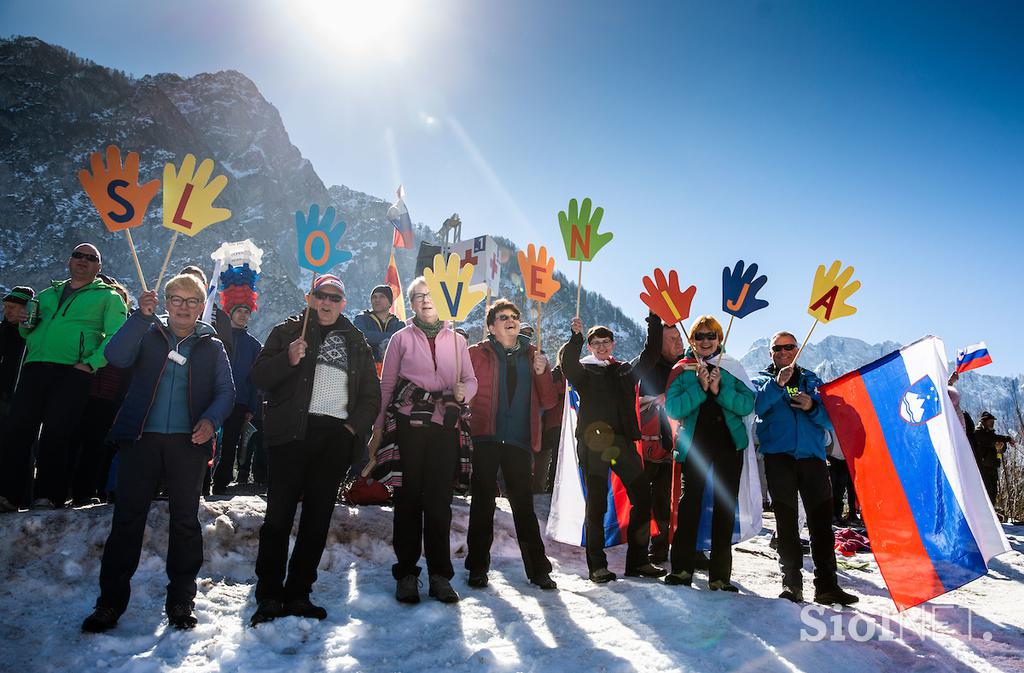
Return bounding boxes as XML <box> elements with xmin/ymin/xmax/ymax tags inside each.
<box><xmin>352</xmin><ymin>285</ymin><xmax>403</xmax><ymax>367</ymax></box>
<box><xmin>212</xmin><ymin>301</ymin><xmax>262</xmax><ymax>494</ymax></box>
<box><xmin>82</xmin><ymin>273</ymin><xmax>234</xmax><ymax>633</ymax></box>
<box><xmin>753</xmin><ymin>330</ymin><xmax>856</xmax><ymax>606</ymax></box>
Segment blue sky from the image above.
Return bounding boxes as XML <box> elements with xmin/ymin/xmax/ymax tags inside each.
<box><xmin>4</xmin><ymin>1</ymin><xmax>1023</xmax><ymax>375</ymax></box>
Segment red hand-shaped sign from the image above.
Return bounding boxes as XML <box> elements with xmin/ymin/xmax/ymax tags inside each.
<box><xmin>640</xmin><ymin>268</ymin><xmax>697</xmax><ymax>326</ymax></box>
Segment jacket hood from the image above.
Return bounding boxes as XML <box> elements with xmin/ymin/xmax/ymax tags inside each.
<box><xmin>153</xmin><ymin>314</ymin><xmax>217</xmax><ymax>337</ymax></box>
<box><xmin>50</xmin><ymin>277</ymin><xmax>115</xmax><ymax>292</ymax></box>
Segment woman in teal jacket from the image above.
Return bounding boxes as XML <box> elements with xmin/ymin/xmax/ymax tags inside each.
<box><xmin>663</xmin><ymin>315</ymin><xmax>754</xmax><ymax>591</ymax></box>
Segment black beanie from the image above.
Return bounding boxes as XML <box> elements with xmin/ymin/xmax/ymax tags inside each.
<box><xmin>371</xmin><ymin>284</ymin><xmax>394</xmax><ymax>305</ymax></box>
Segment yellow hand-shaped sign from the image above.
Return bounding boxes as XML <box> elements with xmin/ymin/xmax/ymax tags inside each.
<box><xmin>423</xmin><ymin>253</ymin><xmax>487</xmax><ymax>322</ymax></box>
<box><xmin>517</xmin><ymin>244</ymin><xmax>561</xmax><ymax>302</ymax></box>
<box><xmin>162</xmin><ymin>154</ymin><xmax>231</xmax><ymax>236</ymax></box>
<box><xmin>808</xmin><ymin>260</ymin><xmax>861</xmax><ymax>323</ymax></box>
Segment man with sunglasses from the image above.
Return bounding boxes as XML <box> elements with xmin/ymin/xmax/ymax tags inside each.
<box><xmin>0</xmin><ymin>244</ymin><xmax>127</xmax><ymax>513</ymax></box>
<box><xmin>465</xmin><ymin>299</ymin><xmax>559</xmax><ymax>590</ymax></box>
<box><xmin>249</xmin><ymin>274</ymin><xmax>380</xmax><ymax>625</ymax></box>
<box><xmin>753</xmin><ymin>331</ymin><xmax>857</xmax><ymax>606</ymax></box>
<box><xmin>83</xmin><ymin>273</ymin><xmax>234</xmax><ymax>632</ymax></box>
<box><xmin>559</xmin><ymin>318</ymin><xmax>664</xmax><ymax>583</ymax></box>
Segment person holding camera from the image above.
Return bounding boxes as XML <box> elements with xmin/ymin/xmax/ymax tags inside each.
<box><xmin>752</xmin><ymin>330</ymin><xmax>856</xmax><ymax>606</ymax></box>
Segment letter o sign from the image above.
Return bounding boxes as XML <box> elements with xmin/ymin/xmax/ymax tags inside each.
<box><xmin>304</xmin><ymin>231</ymin><xmax>330</xmax><ymax>268</ymax></box>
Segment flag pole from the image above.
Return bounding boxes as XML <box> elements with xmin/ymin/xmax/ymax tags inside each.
<box><xmin>124</xmin><ymin>229</ymin><xmax>148</xmax><ymax>292</ymax></box>
<box><xmin>575</xmin><ymin>260</ymin><xmax>583</xmax><ymax>318</ymax></box>
<box><xmin>793</xmin><ymin>318</ymin><xmax>819</xmax><ymax>367</ymax></box>
<box><xmin>300</xmin><ymin>272</ymin><xmax>317</xmax><ymax>340</ymax></box>
<box><xmin>154</xmin><ymin>231</ymin><xmax>179</xmax><ymax>292</ymax></box>
<box><xmin>536</xmin><ymin>302</ymin><xmax>543</xmax><ymax>354</ymax></box>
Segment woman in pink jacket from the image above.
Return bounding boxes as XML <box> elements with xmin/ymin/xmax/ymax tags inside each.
<box><xmin>369</xmin><ymin>276</ymin><xmax>477</xmax><ymax>605</ymax></box>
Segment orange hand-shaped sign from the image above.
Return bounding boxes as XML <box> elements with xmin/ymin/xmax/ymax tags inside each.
<box><xmin>808</xmin><ymin>260</ymin><xmax>861</xmax><ymax>323</ymax></box>
<box><xmin>640</xmin><ymin>269</ymin><xmax>697</xmax><ymax>326</ymax></box>
<box><xmin>162</xmin><ymin>154</ymin><xmax>231</xmax><ymax>236</ymax></box>
<box><xmin>516</xmin><ymin>244</ymin><xmax>561</xmax><ymax>303</ymax></box>
<box><xmin>78</xmin><ymin>145</ymin><xmax>160</xmax><ymax>232</ymax></box>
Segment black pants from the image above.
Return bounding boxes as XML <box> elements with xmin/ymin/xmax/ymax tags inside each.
<box><xmin>71</xmin><ymin>397</ymin><xmax>119</xmax><ymax>503</ymax></box>
<box><xmin>645</xmin><ymin>459</ymin><xmax>674</xmax><ymax>562</ymax></box>
<box><xmin>980</xmin><ymin>467</ymin><xmax>999</xmax><ymax>507</ymax></box>
<box><xmin>238</xmin><ymin>420</ymin><xmax>267</xmax><ymax>485</ymax></box>
<box><xmin>466</xmin><ymin>441</ymin><xmax>552</xmax><ymax>580</ymax></box>
<box><xmin>532</xmin><ymin>427</ymin><xmax>559</xmax><ymax>493</ymax></box>
<box><xmin>828</xmin><ymin>458</ymin><xmax>857</xmax><ymax>519</ymax></box>
<box><xmin>0</xmin><ymin>362</ymin><xmax>92</xmax><ymax>506</ymax></box>
<box><xmin>213</xmin><ymin>405</ymin><xmax>248</xmax><ymax>490</ymax></box>
<box><xmin>255</xmin><ymin>415</ymin><xmax>353</xmax><ymax>603</ymax></box>
<box><xmin>96</xmin><ymin>433</ymin><xmax>208</xmax><ymax>613</ymax></box>
<box><xmin>392</xmin><ymin>415</ymin><xmax>459</xmax><ymax>580</ymax></box>
<box><xmin>670</xmin><ymin>442</ymin><xmax>743</xmax><ymax>582</ymax></box>
<box><xmin>765</xmin><ymin>453</ymin><xmax>839</xmax><ymax>592</ymax></box>
<box><xmin>583</xmin><ymin>442</ymin><xmax>651</xmax><ymax>573</ymax></box>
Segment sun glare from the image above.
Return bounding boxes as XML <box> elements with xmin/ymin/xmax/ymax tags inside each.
<box><xmin>295</xmin><ymin>0</ymin><xmax>414</xmax><ymax>60</ymax></box>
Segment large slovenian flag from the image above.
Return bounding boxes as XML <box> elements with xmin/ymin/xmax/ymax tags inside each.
<box><xmin>820</xmin><ymin>336</ymin><xmax>1010</xmax><ymax>611</ymax></box>
<box><xmin>547</xmin><ymin>380</ymin><xmax>632</xmax><ymax>546</ymax></box>
<box><xmin>955</xmin><ymin>341</ymin><xmax>992</xmax><ymax>374</ymax></box>
<box><xmin>387</xmin><ymin>185</ymin><xmax>414</xmax><ymax>249</ymax></box>
<box><xmin>384</xmin><ymin>250</ymin><xmax>407</xmax><ymax>322</ymax></box>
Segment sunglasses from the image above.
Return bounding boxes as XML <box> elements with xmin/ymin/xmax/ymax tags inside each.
<box><xmin>71</xmin><ymin>251</ymin><xmax>100</xmax><ymax>263</ymax></box>
<box><xmin>313</xmin><ymin>290</ymin><xmax>344</xmax><ymax>303</ymax></box>
<box><xmin>692</xmin><ymin>332</ymin><xmax>718</xmax><ymax>342</ymax></box>
<box><xmin>772</xmin><ymin>344</ymin><xmax>798</xmax><ymax>352</ymax></box>
<box><xmin>495</xmin><ymin>313</ymin><xmax>520</xmax><ymax>323</ymax></box>
<box><xmin>166</xmin><ymin>295</ymin><xmax>202</xmax><ymax>309</ymax></box>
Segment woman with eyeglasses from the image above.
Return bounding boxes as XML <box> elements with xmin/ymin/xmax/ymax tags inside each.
<box><xmin>663</xmin><ymin>315</ymin><xmax>755</xmax><ymax>592</ymax></box>
<box><xmin>368</xmin><ymin>276</ymin><xmax>478</xmax><ymax>605</ymax></box>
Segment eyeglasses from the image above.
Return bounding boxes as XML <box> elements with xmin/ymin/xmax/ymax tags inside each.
<box><xmin>166</xmin><ymin>295</ymin><xmax>202</xmax><ymax>309</ymax></box>
<box><xmin>692</xmin><ymin>332</ymin><xmax>718</xmax><ymax>342</ymax></box>
<box><xmin>495</xmin><ymin>313</ymin><xmax>520</xmax><ymax>323</ymax></box>
<box><xmin>410</xmin><ymin>292</ymin><xmax>431</xmax><ymax>303</ymax></box>
<box><xmin>772</xmin><ymin>344</ymin><xmax>797</xmax><ymax>352</ymax></box>
<box><xmin>312</xmin><ymin>291</ymin><xmax>344</xmax><ymax>303</ymax></box>
<box><xmin>589</xmin><ymin>339</ymin><xmax>614</xmax><ymax>349</ymax></box>
<box><xmin>71</xmin><ymin>251</ymin><xmax>100</xmax><ymax>263</ymax></box>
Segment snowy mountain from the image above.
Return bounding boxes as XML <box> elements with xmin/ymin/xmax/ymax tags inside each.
<box><xmin>741</xmin><ymin>335</ymin><xmax>1024</xmax><ymax>434</ymax></box>
<box><xmin>0</xmin><ymin>36</ymin><xmax>644</xmax><ymax>354</ymax></box>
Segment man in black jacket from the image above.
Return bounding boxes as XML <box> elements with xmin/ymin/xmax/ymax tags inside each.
<box><xmin>560</xmin><ymin>317</ymin><xmax>664</xmax><ymax>583</ymax></box>
<box><xmin>249</xmin><ymin>274</ymin><xmax>380</xmax><ymax>625</ymax></box>
<box><xmin>630</xmin><ymin>312</ymin><xmax>684</xmax><ymax>564</ymax></box>
<box><xmin>973</xmin><ymin>411</ymin><xmax>1016</xmax><ymax>509</ymax></box>
<box><xmin>0</xmin><ymin>286</ymin><xmax>32</xmax><ymax>418</ymax></box>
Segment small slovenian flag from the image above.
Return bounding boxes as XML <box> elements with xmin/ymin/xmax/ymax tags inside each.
<box><xmin>955</xmin><ymin>341</ymin><xmax>992</xmax><ymax>374</ymax></box>
<box><xmin>821</xmin><ymin>336</ymin><xmax>1010</xmax><ymax>611</ymax></box>
<box><xmin>387</xmin><ymin>185</ymin><xmax>414</xmax><ymax>249</ymax></box>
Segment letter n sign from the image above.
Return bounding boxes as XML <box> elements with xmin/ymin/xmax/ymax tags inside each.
<box><xmin>570</xmin><ymin>226</ymin><xmax>591</xmax><ymax>260</ymax></box>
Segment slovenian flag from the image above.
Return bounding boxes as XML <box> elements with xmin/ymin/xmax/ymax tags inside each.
<box><xmin>955</xmin><ymin>341</ymin><xmax>992</xmax><ymax>374</ymax></box>
<box><xmin>385</xmin><ymin>250</ymin><xmax>406</xmax><ymax>322</ymax></box>
<box><xmin>820</xmin><ymin>336</ymin><xmax>1010</xmax><ymax>611</ymax></box>
<box><xmin>547</xmin><ymin>381</ymin><xmax>632</xmax><ymax>547</ymax></box>
<box><xmin>387</xmin><ymin>185</ymin><xmax>414</xmax><ymax>249</ymax></box>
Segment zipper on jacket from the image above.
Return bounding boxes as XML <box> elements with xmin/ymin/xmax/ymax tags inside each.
<box><xmin>134</xmin><ymin>325</ymin><xmax>172</xmax><ymax>439</ymax></box>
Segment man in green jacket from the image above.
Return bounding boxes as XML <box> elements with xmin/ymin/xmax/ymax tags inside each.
<box><xmin>0</xmin><ymin>243</ymin><xmax>127</xmax><ymax>512</ymax></box>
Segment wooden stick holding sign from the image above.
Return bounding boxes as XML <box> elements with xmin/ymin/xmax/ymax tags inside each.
<box><xmin>716</xmin><ymin>260</ymin><xmax>771</xmax><ymax>366</ymax></box>
<box><xmin>77</xmin><ymin>145</ymin><xmax>161</xmax><ymax>292</ymax></box>
<box><xmin>559</xmin><ymin>198</ymin><xmax>612</xmax><ymax>318</ymax></box>
<box><xmin>794</xmin><ymin>260</ymin><xmax>861</xmax><ymax>368</ymax></box>
<box><xmin>423</xmin><ymin>253</ymin><xmax>487</xmax><ymax>389</ymax></box>
<box><xmin>516</xmin><ymin>243</ymin><xmax>562</xmax><ymax>353</ymax></box>
<box><xmin>155</xmin><ymin>154</ymin><xmax>232</xmax><ymax>291</ymax></box>
<box><xmin>295</xmin><ymin>204</ymin><xmax>353</xmax><ymax>340</ymax></box>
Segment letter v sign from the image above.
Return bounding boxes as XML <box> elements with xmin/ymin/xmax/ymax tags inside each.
<box><xmin>440</xmin><ymin>282</ymin><xmax>464</xmax><ymax>317</ymax></box>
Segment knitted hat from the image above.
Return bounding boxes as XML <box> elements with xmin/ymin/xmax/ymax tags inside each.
<box><xmin>980</xmin><ymin>411</ymin><xmax>997</xmax><ymax>422</ymax></box>
<box><xmin>2</xmin><ymin>286</ymin><xmax>34</xmax><ymax>305</ymax></box>
<box><xmin>370</xmin><ymin>284</ymin><xmax>394</xmax><ymax>305</ymax></box>
<box><xmin>313</xmin><ymin>274</ymin><xmax>345</xmax><ymax>294</ymax></box>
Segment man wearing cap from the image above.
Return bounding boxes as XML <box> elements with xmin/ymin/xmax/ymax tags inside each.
<box><xmin>974</xmin><ymin>411</ymin><xmax>1016</xmax><ymax>509</ymax></box>
<box><xmin>353</xmin><ymin>285</ymin><xmax>403</xmax><ymax>370</ymax></box>
<box><xmin>0</xmin><ymin>244</ymin><xmax>127</xmax><ymax>512</ymax></box>
<box><xmin>249</xmin><ymin>274</ymin><xmax>380</xmax><ymax>625</ymax></box>
<box><xmin>211</xmin><ymin>301</ymin><xmax>263</xmax><ymax>495</ymax></box>
<box><xmin>1</xmin><ymin>286</ymin><xmax>33</xmax><ymax>417</ymax></box>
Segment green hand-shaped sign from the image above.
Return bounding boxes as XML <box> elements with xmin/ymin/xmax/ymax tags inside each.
<box><xmin>559</xmin><ymin>197</ymin><xmax>612</xmax><ymax>262</ymax></box>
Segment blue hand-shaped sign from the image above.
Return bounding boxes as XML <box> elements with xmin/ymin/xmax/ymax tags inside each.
<box><xmin>296</xmin><ymin>204</ymin><xmax>353</xmax><ymax>272</ymax></box>
<box><xmin>722</xmin><ymin>260</ymin><xmax>769</xmax><ymax>318</ymax></box>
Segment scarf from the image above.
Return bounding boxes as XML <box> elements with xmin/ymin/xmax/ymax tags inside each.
<box><xmin>413</xmin><ymin>316</ymin><xmax>443</xmax><ymax>339</ymax></box>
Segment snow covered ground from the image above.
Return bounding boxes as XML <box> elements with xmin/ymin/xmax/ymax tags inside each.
<box><xmin>0</xmin><ymin>496</ymin><xmax>1021</xmax><ymax>673</ymax></box>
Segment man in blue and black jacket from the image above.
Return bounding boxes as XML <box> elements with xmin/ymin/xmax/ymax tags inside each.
<box><xmin>82</xmin><ymin>273</ymin><xmax>234</xmax><ymax>634</ymax></box>
<box><xmin>753</xmin><ymin>330</ymin><xmax>856</xmax><ymax>606</ymax></box>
